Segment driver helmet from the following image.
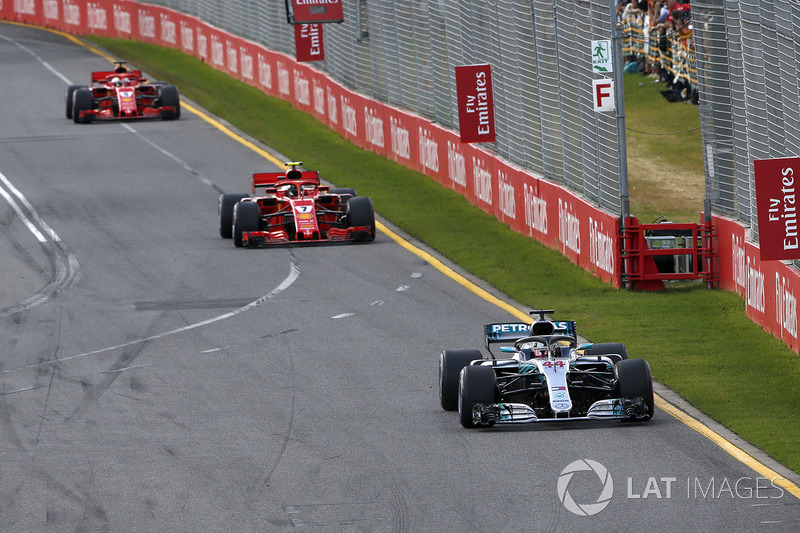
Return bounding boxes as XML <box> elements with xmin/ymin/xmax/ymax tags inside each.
<box><xmin>532</xmin><ymin>347</ymin><xmax>549</xmax><ymax>358</ymax></box>
<box><xmin>111</xmin><ymin>76</ymin><xmax>122</xmax><ymax>86</ymax></box>
<box><xmin>549</xmin><ymin>343</ymin><xmax>570</xmax><ymax>358</ymax></box>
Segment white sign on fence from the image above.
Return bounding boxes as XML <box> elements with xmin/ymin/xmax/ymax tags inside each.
<box><xmin>591</xmin><ymin>40</ymin><xmax>613</xmax><ymax>73</ymax></box>
<box><xmin>593</xmin><ymin>79</ymin><xmax>615</xmax><ymax>112</ymax></box>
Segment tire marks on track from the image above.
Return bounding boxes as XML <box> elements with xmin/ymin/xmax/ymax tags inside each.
<box><xmin>0</xmin><ymin>170</ymin><xmax>81</xmax><ymax>319</ymax></box>
<box><xmin>1</xmin><ymin>254</ymin><xmax>300</xmax><ymax>374</ymax></box>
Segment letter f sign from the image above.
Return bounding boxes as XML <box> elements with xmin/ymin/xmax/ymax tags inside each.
<box><xmin>593</xmin><ymin>79</ymin><xmax>615</xmax><ymax>112</ymax></box>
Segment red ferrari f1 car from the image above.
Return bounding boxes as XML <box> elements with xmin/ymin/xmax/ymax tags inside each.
<box><xmin>218</xmin><ymin>163</ymin><xmax>376</xmax><ymax>247</ymax></box>
<box><xmin>66</xmin><ymin>61</ymin><xmax>180</xmax><ymax>123</ymax></box>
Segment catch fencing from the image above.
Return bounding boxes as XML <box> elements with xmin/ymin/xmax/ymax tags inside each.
<box><xmin>139</xmin><ymin>0</ymin><xmax>625</xmax><ymax>217</ymax></box>
<box><xmin>691</xmin><ymin>1</ymin><xmax>800</xmax><ymax>241</ymax></box>
<box><xmin>6</xmin><ymin>1</ymin><xmax>800</xmax><ymax>351</ymax></box>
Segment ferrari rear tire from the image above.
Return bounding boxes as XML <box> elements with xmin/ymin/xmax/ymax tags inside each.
<box><xmin>459</xmin><ymin>365</ymin><xmax>497</xmax><ymax>428</ymax></box>
<box><xmin>232</xmin><ymin>201</ymin><xmax>261</xmax><ymax>248</ymax></box>
<box><xmin>615</xmin><ymin>358</ymin><xmax>655</xmax><ymax>420</ymax></box>
<box><xmin>72</xmin><ymin>88</ymin><xmax>94</xmax><ymax>124</ymax></box>
<box><xmin>218</xmin><ymin>193</ymin><xmax>250</xmax><ymax>238</ymax></box>
<box><xmin>65</xmin><ymin>84</ymin><xmax>84</xmax><ymax>119</ymax></box>
<box><xmin>330</xmin><ymin>187</ymin><xmax>358</xmax><ymax>197</ymax></box>
<box><xmin>439</xmin><ymin>349</ymin><xmax>481</xmax><ymax>411</ymax></box>
<box><xmin>584</xmin><ymin>342</ymin><xmax>628</xmax><ymax>364</ymax></box>
<box><xmin>346</xmin><ymin>196</ymin><xmax>375</xmax><ymax>242</ymax></box>
<box><xmin>158</xmin><ymin>85</ymin><xmax>181</xmax><ymax>120</ymax></box>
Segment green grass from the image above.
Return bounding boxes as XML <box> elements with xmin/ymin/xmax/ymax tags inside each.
<box><xmin>623</xmin><ymin>74</ymin><xmax>705</xmax><ymax>223</ymax></box>
<box><xmin>88</xmin><ymin>37</ymin><xmax>800</xmax><ymax>474</ymax></box>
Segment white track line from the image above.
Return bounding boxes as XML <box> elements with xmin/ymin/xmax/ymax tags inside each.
<box><xmin>2</xmin><ymin>259</ymin><xmax>300</xmax><ymax>373</ymax></box>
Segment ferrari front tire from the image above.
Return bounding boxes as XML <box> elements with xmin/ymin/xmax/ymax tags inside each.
<box><xmin>72</xmin><ymin>88</ymin><xmax>94</xmax><ymax>124</ymax></box>
<box><xmin>158</xmin><ymin>85</ymin><xmax>181</xmax><ymax>120</ymax></box>
<box><xmin>65</xmin><ymin>84</ymin><xmax>84</xmax><ymax>119</ymax></box>
<box><xmin>346</xmin><ymin>196</ymin><xmax>375</xmax><ymax>242</ymax></box>
<box><xmin>458</xmin><ymin>365</ymin><xmax>497</xmax><ymax>428</ymax></box>
<box><xmin>218</xmin><ymin>193</ymin><xmax>250</xmax><ymax>238</ymax></box>
<box><xmin>232</xmin><ymin>201</ymin><xmax>261</xmax><ymax>248</ymax></box>
<box><xmin>439</xmin><ymin>349</ymin><xmax>481</xmax><ymax>411</ymax></box>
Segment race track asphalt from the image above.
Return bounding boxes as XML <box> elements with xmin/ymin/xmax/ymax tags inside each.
<box><xmin>0</xmin><ymin>22</ymin><xmax>798</xmax><ymax>532</ymax></box>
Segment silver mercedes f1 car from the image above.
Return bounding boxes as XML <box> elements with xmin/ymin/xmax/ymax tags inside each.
<box><xmin>439</xmin><ymin>310</ymin><xmax>654</xmax><ymax>428</ymax></box>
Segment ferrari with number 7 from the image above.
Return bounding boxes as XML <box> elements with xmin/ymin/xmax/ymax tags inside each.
<box><xmin>439</xmin><ymin>310</ymin><xmax>654</xmax><ymax>428</ymax></box>
<box><xmin>218</xmin><ymin>163</ymin><xmax>375</xmax><ymax>247</ymax></box>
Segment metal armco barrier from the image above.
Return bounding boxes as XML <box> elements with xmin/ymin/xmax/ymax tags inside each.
<box><xmin>622</xmin><ymin>219</ymin><xmax>717</xmax><ymax>290</ymax></box>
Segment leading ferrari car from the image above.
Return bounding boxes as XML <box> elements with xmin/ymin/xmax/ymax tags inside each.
<box><xmin>439</xmin><ymin>310</ymin><xmax>654</xmax><ymax>428</ymax></box>
<box><xmin>218</xmin><ymin>163</ymin><xmax>375</xmax><ymax>247</ymax></box>
<box><xmin>66</xmin><ymin>61</ymin><xmax>180</xmax><ymax>123</ymax></box>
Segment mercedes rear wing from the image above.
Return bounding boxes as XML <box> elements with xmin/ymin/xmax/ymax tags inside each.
<box><xmin>484</xmin><ymin>316</ymin><xmax>576</xmax><ymax>355</ymax></box>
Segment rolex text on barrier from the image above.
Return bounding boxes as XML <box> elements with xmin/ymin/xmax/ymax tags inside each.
<box><xmin>294</xmin><ymin>23</ymin><xmax>324</xmax><ymax>62</ymax></box>
<box><xmin>754</xmin><ymin>157</ymin><xmax>800</xmax><ymax>261</ymax></box>
<box><xmin>455</xmin><ymin>64</ymin><xmax>496</xmax><ymax>144</ymax></box>
<box><xmin>290</xmin><ymin>0</ymin><xmax>344</xmax><ymax>24</ymax></box>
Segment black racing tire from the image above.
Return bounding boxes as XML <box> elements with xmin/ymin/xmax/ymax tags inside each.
<box><xmin>459</xmin><ymin>365</ymin><xmax>497</xmax><ymax>428</ymax></box>
<box><xmin>439</xmin><ymin>349</ymin><xmax>481</xmax><ymax>411</ymax></box>
<box><xmin>65</xmin><ymin>84</ymin><xmax>84</xmax><ymax>119</ymax></box>
<box><xmin>72</xmin><ymin>88</ymin><xmax>94</xmax><ymax>124</ymax></box>
<box><xmin>330</xmin><ymin>187</ymin><xmax>358</xmax><ymax>197</ymax></box>
<box><xmin>346</xmin><ymin>196</ymin><xmax>375</xmax><ymax>242</ymax></box>
<box><xmin>584</xmin><ymin>342</ymin><xmax>628</xmax><ymax>364</ymax></box>
<box><xmin>218</xmin><ymin>193</ymin><xmax>250</xmax><ymax>238</ymax></box>
<box><xmin>232</xmin><ymin>201</ymin><xmax>261</xmax><ymax>248</ymax></box>
<box><xmin>158</xmin><ymin>84</ymin><xmax>181</xmax><ymax>120</ymax></box>
<box><xmin>615</xmin><ymin>358</ymin><xmax>655</xmax><ymax>420</ymax></box>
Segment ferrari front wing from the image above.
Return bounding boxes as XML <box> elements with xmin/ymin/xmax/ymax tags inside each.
<box><xmin>241</xmin><ymin>225</ymin><xmax>373</xmax><ymax>246</ymax></box>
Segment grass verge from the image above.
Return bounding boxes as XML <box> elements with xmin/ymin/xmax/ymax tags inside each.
<box><xmin>88</xmin><ymin>36</ymin><xmax>800</xmax><ymax>474</ymax></box>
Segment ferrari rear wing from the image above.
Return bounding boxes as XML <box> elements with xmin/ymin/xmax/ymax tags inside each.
<box><xmin>91</xmin><ymin>69</ymin><xmax>143</xmax><ymax>84</ymax></box>
<box><xmin>252</xmin><ymin>170</ymin><xmax>321</xmax><ymax>194</ymax></box>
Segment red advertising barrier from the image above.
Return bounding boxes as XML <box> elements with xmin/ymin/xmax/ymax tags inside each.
<box><xmin>712</xmin><ymin>214</ymin><xmax>800</xmax><ymax>352</ymax></box>
<box><xmin>360</xmin><ymin>99</ymin><xmax>389</xmax><ymax>160</ymax></box>
<box><xmin>462</xmin><ymin>144</ymin><xmax>495</xmax><ymax>209</ymax></box>
<box><xmin>754</xmin><ymin>157</ymin><xmax>800</xmax><ymax>261</ymax></box>
<box><xmin>384</xmin><ymin>108</ymin><xmax>418</xmax><ymax>169</ymax></box>
<box><xmin>10</xmin><ymin>0</ymin><xmax>800</xmax><ymax>351</ymax></box>
<box><xmin>291</xmin><ymin>62</ymin><xmax>316</xmax><ymax>114</ymax></box>
<box><xmin>308</xmin><ymin>72</ymin><xmax>329</xmax><ymax>125</ymax></box>
<box><xmin>86</xmin><ymin>1</ymin><xmax>114</xmax><ymax>38</ymax></box>
<box><xmin>455</xmin><ymin>64</ymin><xmax>496</xmax><ymax>144</ymax></box>
<box><xmin>294</xmin><ymin>23</ymin><xmax>324</xmax><ymax>62</ymax></box>
<box><xmin>5</xmin><ymin>0</ymin><xmax>38</xmax><ymax>25</ymax></box>
<box><xmin>0</xmin><ymin>0</ymin><xmax>641</xmax><ymax>292</ymax></box>
<box><xmin>112</xmin><ymin>2</ymin><xmax>134</xmax><ymax>38</ymax></box>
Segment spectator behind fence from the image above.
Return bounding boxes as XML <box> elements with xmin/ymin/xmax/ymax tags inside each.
<box><xmin>621</xmin><ymin>0</ymin><xmax>698</xmax><ymax>104</ymax></box>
